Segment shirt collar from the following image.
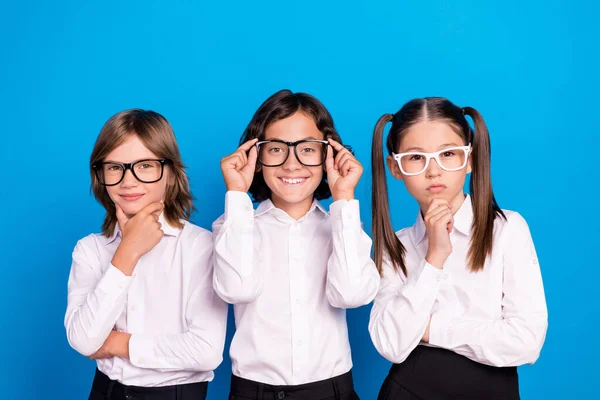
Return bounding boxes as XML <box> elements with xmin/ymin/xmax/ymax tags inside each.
<box><xmin>106</xmin><ymin>212</ymin><xmax>181</xmax><ymax>244</ymax></box>
<box><xmin>255</xmin><ymin>198</ymin><xmax>327</xmax><ymax>222</ymax></box>
<box><xmin>412</xmin><ymin>194</ymin><xmax>473</xmax><ymax>245</ymax></box>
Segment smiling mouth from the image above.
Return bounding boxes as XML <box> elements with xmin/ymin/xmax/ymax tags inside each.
<box><xmin>279</xmin><ymin>177</ymin><xmax>307</xmax><ymax>185</ymax></box>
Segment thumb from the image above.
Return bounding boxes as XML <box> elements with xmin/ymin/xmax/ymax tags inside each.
<box><xmin>115</xmin><ymin>203</ymin><xmax>129</xmax><ymax>229</ymax></box>
<box><xmin>243</xmin><ymin>146</ymin><xmax>258</xmax><ymax>174</ymax></box>
<box><xmin>447</xmin><ymin>216</ymin><xmax>454</xmax><ymax>233</ymax></box>
<box><xmin>325</xmin><ymin>145</ymin><xmax>335</xmax><ymax>173</ymax></box>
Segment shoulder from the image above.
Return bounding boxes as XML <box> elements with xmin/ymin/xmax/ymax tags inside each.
<box><xmin>181</xmin><ymin>221</ymin><xmax>212</xmax><ymax>244</ymax></box>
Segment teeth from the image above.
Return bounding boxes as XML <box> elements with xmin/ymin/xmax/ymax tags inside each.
<box><xmin>282</xmin><ymin>178</ymin><xmax>304</xmax><ymax>184</ymax></box>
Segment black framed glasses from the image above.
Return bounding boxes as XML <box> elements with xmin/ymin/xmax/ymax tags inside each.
<box><xmin>255</xmin><ymin>139</ymin><xmax>329</xmax><ymax>167</ymax></box>
<box><xmin>92</xmin><ymin>158</ymin><xmax>173</xmax><ymax>186</ymax></box>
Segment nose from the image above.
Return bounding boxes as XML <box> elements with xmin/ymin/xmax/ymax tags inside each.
<box><xmin>120</xmin><ymin>168</ymin><xmax>139</xmax><ymax>187</ymax></box>
<box><xmin>282</xmin><ymin>147</ymin><xmax>302</xmax><ymax>170</ymax></box>
<box><xmin>425</xmin><ymin>157</ymin><xmax>442</xmax><ymax>178</ymax></box>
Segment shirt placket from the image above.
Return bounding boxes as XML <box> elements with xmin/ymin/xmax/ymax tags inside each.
<box><xmin>288</xmin><ymin>221</ymin><xmax>310</xmax><ymax>384</ymax></box>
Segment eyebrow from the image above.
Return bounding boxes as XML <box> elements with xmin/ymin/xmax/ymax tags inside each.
<box><xmin>403</xmin><ymin>142</ymin><xmax>462</xmax><ymax>152</ymax></box>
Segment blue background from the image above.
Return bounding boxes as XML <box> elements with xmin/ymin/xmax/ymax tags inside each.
<box><xmin>1</xmin><ymin>0</ymin><xmax>597</xmax><ymax>398</ymax></box>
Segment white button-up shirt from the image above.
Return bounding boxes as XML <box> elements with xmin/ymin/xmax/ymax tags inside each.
<box><xmin>213</xmin><ymin>191</ymin><xmax>380</xmax><ymax>385</ymax></box>
<box><xmin>369</xmin><ymin>195</ymin><xmax>548</xmax><ymax>367</ymax></box>
<box><xmin>65</xmin><ymin>215</ymin><xmax>228</xmax><ymax>387</ymax></box>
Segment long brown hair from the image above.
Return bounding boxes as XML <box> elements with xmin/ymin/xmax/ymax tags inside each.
<box><xmin>89</xmin><ymin>109</ymin><xmax>194</xmax><ymax>237</ymax></box>
<box><xmin>371</xmin><ymin>97</ymin><xmax>505</xmax><ymax>275</ymax></box>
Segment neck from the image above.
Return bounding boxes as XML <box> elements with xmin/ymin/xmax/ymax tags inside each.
<box><xmin>271</xmin><ymin>195</ymin><xmax>315</xmax><ymax>220</ymax></box>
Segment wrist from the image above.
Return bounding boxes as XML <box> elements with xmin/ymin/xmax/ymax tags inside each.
<box><xmin>226</xmin><ymin>185</ymin><xmax>248</xmax><ymax>193</ymax></box>
<box><xmin>425</xmin><ymin>251</ymin><xmax>449</xmax><ymax>269</ymax></box>
<box><xmin>112</xmin><ymin>245</ymin><xmax>140</xmax><ymax>276</ymax></box>
<box><xmin>112</xmin><ymin>332</ymin><xmax>131</xmax><ymax>359</ymax></box>
<box><xmin>332</xmin><ymin>190</ymin><xmax>355</xmax><ymax>202</ymax></box>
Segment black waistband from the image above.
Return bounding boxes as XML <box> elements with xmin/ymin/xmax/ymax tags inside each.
<box><xmin>388</xmin><ymin>346</ymin><xmax>519</xmax><ymax>399</ymax></box>
<box><xmin>230</xmin><ymin>370</ymin><xmax>355</xmax><ymax>399</ymax></box>
<box><xmin>91</xmin><ymin>368</ymin><xmax>208</xmax><ymax>398</ymax></box>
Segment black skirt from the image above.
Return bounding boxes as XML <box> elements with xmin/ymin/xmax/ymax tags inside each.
<box><xmin>378</xmin><ymin>346</ymin><xmax>520</xmax><ymax>400</ymax></box>
<box><xmin>229</xmin><ymin>370</ymin><xmax>360</xmax><ymax>400</ymax></box>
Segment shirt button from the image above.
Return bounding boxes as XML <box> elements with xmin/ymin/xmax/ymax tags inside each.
<box><xmin>118</xmin><ymin>283</ymin><xmax>124</xmax><ymax>289</ymax></box>
<box><xmin>131</xmin><ymin>305</ymin><xmax>137</xmax><ymax>312</ymax></box>
<box><xmin>244</xmin><ymin>205</ymin><xmax>252</xmax><ymax>212</ymax></box>
<box><xmin>532</xmin><ymin>259</ymin><xmax>538</xmax><ymax>265</ymax></box>
<box><xmin>277</xmin><ymin>391</ymin><xmax>285</xmax><ymax>399</ymax></box>
<box><xmin>295</xmin><ymin>298</ymin><xmax>301</xmax><ymax>304</ymax></box>
<box><xmin>297</xmin><ymin>340</ymin><xmax>303</xmax><ymax>346</ymax></box>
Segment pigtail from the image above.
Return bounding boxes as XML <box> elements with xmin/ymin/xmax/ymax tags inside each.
<box><xmin>372</xmin><ymin>114</ymin><xmax>406</xmax><ymax>276</ymax></box>
<box><xmin>463</xmin><ymin>106</ymin><xmax>505</xmax><ymax>271</ymax></box>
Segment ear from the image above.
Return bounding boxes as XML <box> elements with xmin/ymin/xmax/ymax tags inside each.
<box><xmin>386</xmin><ymin>155</ymin><xmax>404</xmax><ymax>181</ymax></box>
<box><xmin>466</xmin><ymin>153</ymin><xmax>472</xmax><ymax>175</ymax></box>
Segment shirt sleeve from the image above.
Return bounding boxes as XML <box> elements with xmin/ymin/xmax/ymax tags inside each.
<box><xmin>129</xmin><ymin>230</ymin><xmax>229</xmax><ymax>372</ymax></box>
<box><xmin>428</xmin><ymin>212</ymin><xmax>548</xmax><ymax>367</ymax></box>
<box><xmin>64</xmin><ymin>238</ymin><xmax>132</xmax><ymax>356</ymax></box>
<box><xmin>369</xmin><ymin>253</ymin><xmax>447</xmax><ymax>363</ymax></box>
<box><xmin>212</xmin><ymin>191</ymin><xmax>263</xmax><ymax>304</ymax></box>
<box><xmin>326</xmin><ymin>199</ymin><xmax>380</xmax><ymax>308</ymax></box>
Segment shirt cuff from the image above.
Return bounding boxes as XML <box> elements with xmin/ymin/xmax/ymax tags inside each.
<box><xmin>330</xmin><ymin>199</ymin><xmax>361</xmax><ymax>232</ymax></box>
<box><xmin>224</xmin><ymin>191</ymin><xmax>253</xmax><ymax>220</ymax></box>
<box><xmin>401</xmin><ymin>262</ymin><xmax>447</xmax><ymax>309</ymax></box>
<box><xmin>128</xmin><ymin>334</ymin><xmax>153</xmax><ymax>368</ymax></box>
<box><xmin>96</xmin><ymin>264</ymin><xmax>132</xmax><ymax>298</ymax></box>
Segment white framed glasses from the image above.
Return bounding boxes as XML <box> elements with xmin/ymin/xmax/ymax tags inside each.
<box><xmin>392</xmin><ymin>145</ymin><xmax>471</xmax><ymax>176</ymax></box>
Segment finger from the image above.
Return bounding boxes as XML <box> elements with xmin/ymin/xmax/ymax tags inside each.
<box><xmin>428</xmin><ymin>198</ymin><xmax>450</xmax><ymax>210</ymax></box>
<box><xmin>344</xmin><ymin>159</ymin><xmax>362</xmax><ymax>175</ymax></box>
<box><xmin>222</xmin><ymin>152</ymin><xmax>245</xmax><ymax>170</ymax></box>
<box><xmin>338</xmin><ymin>158</ymin><xmax>354</xmax><ymax>177</ymax></box>
<box><xmin>432</xmin><ymin>209</ymin><xmax>453</xmax><ymax>225</ymax></box>
<box><xmin>151</xmin><ymin>209</ymin><xmax>162</xmax><ymax>220</ymax></box>
<box><xmin>425</xmin><ymin>202</ymin><xmax>449</xmax><ymax>221</ymax></box>
<box><xmin>140</xmin><ymin>202</ymin><xmax>164</xmax><ymax>216</ymax></box>
<box><xmin>242</xmin><ymin>146</ymin><xmax>258</xmax><ymax>174</ymax></box>
<box><xmin>426</xmin><ymin>199</ymin><xmax>450</xmax><ymax>216</ymax></box>
<box><xmin>334</xmin><ymin>151</ymin><xmax>351</xmax><ymax>169</ymax></box>
<box><xmin>327</xmin><ymin>138</ymin><xmax>346</xmax><ymax>152</ymax></box>
<box><xmin>429</xmin><ymin>208</ymin><xmax>451</xmax><ymax>224</ymax></box>
<box><xmin>238</xmin><ymin>138</ymin><xmax>259</xmax><ymax>152</ymax></box>
<box><xmin>115</xmin><ymin>204</ymin><xmax>129</xmax><ymax>228</ymax></box>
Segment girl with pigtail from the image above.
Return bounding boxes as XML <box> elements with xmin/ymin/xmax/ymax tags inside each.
<box><xmin>368</xmin><ymin>97</ymin><xmax>548</xmax><ymax>399</ymax></box>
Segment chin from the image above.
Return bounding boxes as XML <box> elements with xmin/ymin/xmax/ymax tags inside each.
<box><xmin>116</xmin><ymin>202</ymin><xmax>145</xmax><ymax>217</ymax></box>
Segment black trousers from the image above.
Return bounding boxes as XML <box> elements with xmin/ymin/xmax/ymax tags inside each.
<box><xmin>89</xmin><ymin>368</ymin><xmax>208</xmax><ymax>400</ymax></box>
<box><xmin>378</xmin><ymin>346</ymin><xmax>520</xmax><ymax>400</ymax></box>
<box><xmin>229</xmin><ymin>370</ymin><xmax>360</xmax><ymax>400</ymax></box>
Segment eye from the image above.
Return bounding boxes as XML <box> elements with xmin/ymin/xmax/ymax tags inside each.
<box><xmin>268</xmin><ymin>147</ymin><xmax>284</xmax><ymax>154</ymax></box>
<box><xmin>409</xmin><ymin>154</ymin><xmax>423</xmax><ymax>161</ymax></box>
<box><xmin>301</xmin><ymin>147</ymin><xmax>315</xmax><ymax>153</ymax></box>
<box><xmin>441</xmin><ymin>151</ymin><xmax>456</xmax><ymax>158</ymax></box>
<box><xmin>106</xmin><ymin>164</ymin><xmax>123</xmax><ymax>171</ymax></box>
<box><xmin>138</xmin><ymin>162</ymin><xmax>155</xmax><ymax>169</ymax></box>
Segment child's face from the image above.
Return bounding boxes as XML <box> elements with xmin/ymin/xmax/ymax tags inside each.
<box><xmin>104</xmin><ymin>135</ymin><xmax>170</xmax><ymax>218</ymax></box>
<box><xmin>261</xmin><ymin>112</ymin><xmax>324</xmax><ymax>215</ymax></box>
<box><xmin>387</xmin><ymin>121</ymin><xmax>471</xmax><ymax>212</ymax></box>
